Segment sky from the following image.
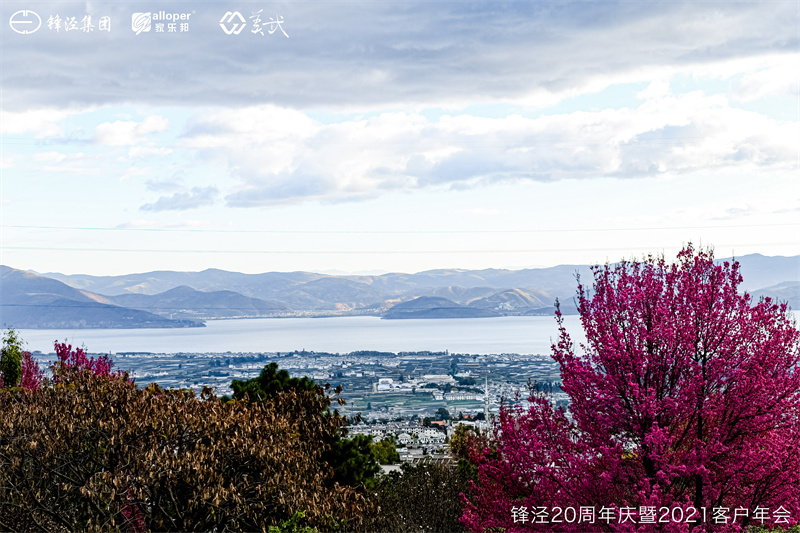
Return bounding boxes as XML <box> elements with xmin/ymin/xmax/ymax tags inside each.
<box><xmin>1</xmin><ymin>0</ymin><xmax>799</xmax><ymax>276</ymax></box>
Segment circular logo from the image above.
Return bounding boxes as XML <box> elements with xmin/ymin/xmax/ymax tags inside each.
<box><xmin>9</xmin><ymin>10</ymin><xmax>42</xmax><ymax>34</ymax></box>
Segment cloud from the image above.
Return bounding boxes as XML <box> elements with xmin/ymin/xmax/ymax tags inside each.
<box><xmin>129</xmin><ymin>146</ymin><xmax>173</xmax><ymax>158</ymax></box>
<box><xmin>116</xmin><ymin>219</ymin><xmax>217</xmax><ymax>229</ymax></box>
<box><xmin>33</xmin><ymin>152</ymin><xmax>71</xmax><ymax>163</ymax></box>
<box><xmin>139</xmin><ymin>186</ymin><xmax>219</xmax><ymax>211</ymax></box>
<box><xmin>181</xmin><ymin>90</ymin><xmax>797</xmax><ymax>207</ymax></box>
<box><xmin>0</xmin><ymin>108</ymin><xmax>75</xmax><ymax>137</ymax></box>
<box><xmin>31</xmin><ymin>151</ymin><xmax>100</xmax><ymax>174</ymax></box>
<box><xmin>460</xmin><ymin>208</ymin><xmax>502</xmax><ymax>217</ymax></box>
<box><xmin>731</xmin><ymin>56</ymin><xmax>800</xmax><ymax>102</ymax></box>
<box><xmin>94</xmin><ymin>116</ymin><xmax>169</xmax><ymax>146</ymax></box>
<box><xmin>2</xmin><ymin>1</ymin><xmax>797</xmax><ymax>111</ymax></box>
<box><xmin>145</xmin><ymin>178</ymin><xmax>184</xmax><ymax>193</ymax></box>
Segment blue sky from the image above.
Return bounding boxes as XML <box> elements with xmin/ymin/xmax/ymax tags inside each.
<box><xmin>1</xmin><ymin>0</ymin><xmax>798</xmax><ymax>275</ymax></box>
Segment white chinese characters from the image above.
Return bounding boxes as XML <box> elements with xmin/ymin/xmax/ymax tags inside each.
<box><xmin>47</xmin><ymin>15</ymin><xmax>110</xmax><ymax>33</ymax></box>
<box><xmin>219</xmin><ymin>10</ymin><xmax>289</xmax><ymax>38</ymax></box>
<box><xmin>510</xmin><ymin>506</ymin><xmax>794</xmax><ymax>526</ymax></box>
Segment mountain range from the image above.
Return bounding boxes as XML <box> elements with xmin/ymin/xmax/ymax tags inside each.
<box><xmin>1</xmin><ymin>253</ymin><xmax>797</xmax><ymax>329</ymax></box>
<box><xmin>0</xmin><ymin>267</ymin><xmax>203</xmax><ymax>329</ymax></box>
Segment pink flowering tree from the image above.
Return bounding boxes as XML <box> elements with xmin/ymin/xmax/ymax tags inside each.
<box><xmin>1</xmin><ymin>334</ymin><xmax>119</xmax><ymax>391</ymax></box>
<box><xmin>19</xmin><ymin>350</ymin><xmax>45</xmax><ymax>389</ymax></box>
<box><xmin>52</xmin><ymin>341</ymin><xmax>119</xmax><ymax>379</ymax></box>
<box><xmin>462</xmin><ymin>245</ymin><xmax>800</xmax><ymax>532</ymax></box>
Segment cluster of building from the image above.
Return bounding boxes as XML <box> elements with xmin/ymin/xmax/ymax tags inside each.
<box><xmin>348</xmin><ymin>417</ymin><xmax>488</xmax><ymax>458</ymax></box>
<box><xmin>37</xmin><ymin>349</ymin><xmax>567</xmax><ymax>422</ymax></box>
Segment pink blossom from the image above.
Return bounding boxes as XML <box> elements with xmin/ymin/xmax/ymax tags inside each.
<box><xmin>463</xmin><ymin>245</ymin><xmax>800</xmax><ymax>532</ymax></box>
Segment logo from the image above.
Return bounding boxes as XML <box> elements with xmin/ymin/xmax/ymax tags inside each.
<box><xmin>9</xmin><ymin>10</ymin><xmax>42</xmax><ymax>34</ymax></box>
<box><xmin>131</xmin><ymin>12</ymin><xmax>151</xmax><ymax>34</ymax></box>
<box><xmin>219</xmin><ymin>11</ymin><xmax>246</xmax><ymax>34</ymax></box>
<box><xmin>132</xmin><ymin>11</ymin><xmax>192</xmax><ymax>34</ymax></box>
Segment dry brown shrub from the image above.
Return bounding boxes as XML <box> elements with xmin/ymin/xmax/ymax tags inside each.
<box><xmin>0</xmin><ymin>368</ymin><xmax>369</xmax><ymax>532</ymax></box>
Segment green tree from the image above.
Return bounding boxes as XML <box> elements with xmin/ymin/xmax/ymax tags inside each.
<box><xmin>228</xmin><ymin>363</ymin><xmax>380</xmax><ymax>490</ymax></box>
<box><xmin>448</xmin><ymin>423</ymin><xmax>488</xmax><ymax>481</ymax></box>
<box><xmin>449</xmin><ymin>357</ymin><xmax>459</xmax><ymax>376</ymax></box>
<box><xmin>0</xmin><ymin>329</ymin><xmax>23</xmax><ymax>388</ymax></box>
<box><xmin>324</xmin><ymin>434</ymin><xmax>380</xmax><ymax>487</ymax></box>
<box><xmin>435</xmin><ymin>407</ymin><xmax>450</xmax><ymax>420</ymax></box>
<box><xmin>371</xmin><ymin>438</ymin><xmax>400</xmax><ymax>465</ymax></box>
<box><xmin>456</xmin><ymin>376</ymin><xmax>476</xmax><ymax>386</ymax></box>
<box><xmin>228</xmin><ymin>362</ymin><xmax>316</xmax><ymax>401</ymax></box>
<box><xmin>448</xmin><ymin>424</ymin><xmax>475</xmax><ymax>461</ymax></box>
<box><xmin>361</xmin><ymin>462</ymin><xmax>470</xmax><ymax>532</ymax></box>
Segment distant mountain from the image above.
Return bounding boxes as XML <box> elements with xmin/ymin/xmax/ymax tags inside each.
<box><xmin>108</xmin><ymin>286</ymin><xmax>292</xmax><ymax>319</ymax></box>
<box><xmin>276</xmin><ymin>277</ymin><xmax>386</xmax><ymax>310</ymax></box>
<box><xmin>750</xmin><ymin>281</ymin><xmax>799</xmax><ymax>310</ymax></box>
<box><xmin>467</xmin><ymin>288</ymin><xmax>552</xmax><ymax>311</ymax></box>
<box><xmin>424</xmin><ymin>286</ymin><xmax>499</xmax><ymax>304</ymax></box>
<box><xmin>9</xmin><ymin>253</ymin><xmax>795</xmax><ymax>322</ymax></box>
<box><xmin>39</xmin><ymin>269</ymin><xmax>326</xmax><ymax>299</ymax></box>
<box><xmin>382</xmin><ymin>296</ymin><xmax>500</xmax><ymax>319</ymax></box>
<box><xmin>720</xmin><ymin>254</ymin><xmax>800</xmax><ymax>293</ymax></box>
<box><xmin>0</xmin><ymin>266</ymin><xmax>204</xmax><ymax>329</ymax></box>
<box><xmin>39</xmin><ymin>265</ymin><xmax>594</xmax><ymax>300</ymax></box>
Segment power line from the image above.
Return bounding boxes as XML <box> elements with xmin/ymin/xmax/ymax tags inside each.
<box><xmin>0</xmin><ymin>135</ymin><xmax>721</xmax><ymax>149</ymax></box>
<box><xmin>2</xmin><ymin>223</ymin><xmax>797</xmax><ymax>235</ymax></box>
<box><xmin>3</xmin><ymin>243</ymin><xmax>795</xmax><ymax>254</ymax></box>
<box><xmin>0</xmin><ymin>303</ymin><xmax>289</xmax><ymax>311</ymax></box>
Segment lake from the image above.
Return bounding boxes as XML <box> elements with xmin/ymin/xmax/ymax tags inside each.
<box><xmin>17</xmin><ymin>315</ymin><xmax>587</xmax><ymax>356</ymax></box>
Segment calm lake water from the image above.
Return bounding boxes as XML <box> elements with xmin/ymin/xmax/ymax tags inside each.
<box><xmin>18</xmin><ymin>315</ymin><xmax>587</xmax><ymax>356</ymax></box>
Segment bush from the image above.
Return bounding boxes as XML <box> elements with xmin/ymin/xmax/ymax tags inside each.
<box><xmin>228</xmin><ymin>362</ymin><xmax>381</xmax><ymax>491</ymax></box>
<box><xmin>360</xmin><ymin>462</ymin><xmax>470</xmax><ymax>532</ymax></box>
<box><xmin>0</xmin><ymin>328</ymin><xmax>24</xmax><ymax>388</ymax></box>
<box><xmin>0</xmin><ymin>368</ymin><xmax>369</xmax><ymax>532</ymax></box>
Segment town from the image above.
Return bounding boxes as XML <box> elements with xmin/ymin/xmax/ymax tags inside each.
<box><xmin>31</xmin><ymin>347</ymin><xmax>569</xmax><ymax>459</ymax></box>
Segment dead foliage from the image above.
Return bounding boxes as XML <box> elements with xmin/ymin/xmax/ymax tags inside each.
<box><xmin>0</xmin><ymin>367</ymin><xmax>369</xmax><ymax>532</ymax></box>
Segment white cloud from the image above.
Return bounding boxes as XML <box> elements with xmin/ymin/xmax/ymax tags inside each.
<box><xmin>119</xmin><ymin>167</ymin><xmax>154</xmax><ymax>181</ymax></box>
<box><xmin>3</xmin><ymin>2</ymin><xmax>797</xmax><ymax>112</ymax></box>
<box><xmin>514</xmin><ymin>52</ymin><xmax>799</xmax><ymax>115</ymax></box>
<box><xmin>732</xmin><ymin>59</ymin><xmax>800</xmax><ymax>102</ymax></box>
<box><xmin>31</xmin><ymin>152</ymin><xmax>100</xmax><ymax>174</ymax></box>
<box><xmin>33</xmin><ymin>152</ymin><xmax>70</xmax><ymax>163</ymax></box>
<box><xmin>460</xmin><ymin>207</ymin><xmax>502</xmax><ymax>217</ymax></box>
<box><xmin>93</xmin><ymin>116</ymin><xmax>170</xmax><ymax>146</ymax></box>
<box><xmin>139</xmin><ymin>186</ymin><xmax>219</xmax><ymax>212</ymax></box>
<box><xmin>116</xmin><ymin>219</ymin><xmax>216</xmax><ymax>229</ymax></box>
<box><xmin>145</xmin><ymin>178</ymin><xmax>184</xmax><ymax>193</ymax></box>
<box><xmin>0</xmin><ymin>108</ymin><xmax>75</xmax><ymax>137</ymax></box>
<box><xmin>180</xmin><ymin>90</ymin><xmax>797</xmax><ymax>207</ymax></box>
<box><xmin>129</xmin><ymin>146</ymin><xmax>173</xmax><ymax>159</ymax></box>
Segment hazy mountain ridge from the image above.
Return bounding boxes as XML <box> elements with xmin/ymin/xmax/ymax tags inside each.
<box><xmin>467</xmin><ymin>288</ymin><xmax>552</xmax><ymax>310</ymax></box>
<box><xmin>0</xmin><ymin>266</ymin><xmax>204</xmax><ymax>329</ymax></box>
<box><xmin>750</xmin><ymin>281</ymin><xmax>800</xmax><ymax>308</ymax></box>
<box><xmin>382</xmin><ymin>296</ymin><xmax>501</xmax><ymax>319</ymax></box>
<box><xmin>108</xmin><ymin>286</ymin><xmax>292</xmax><ymax>319</ymax></box>
<box><xmin>4</xmin><ymin>254</ymin><xmax>797</xmax><ymax>328</ymax></box>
